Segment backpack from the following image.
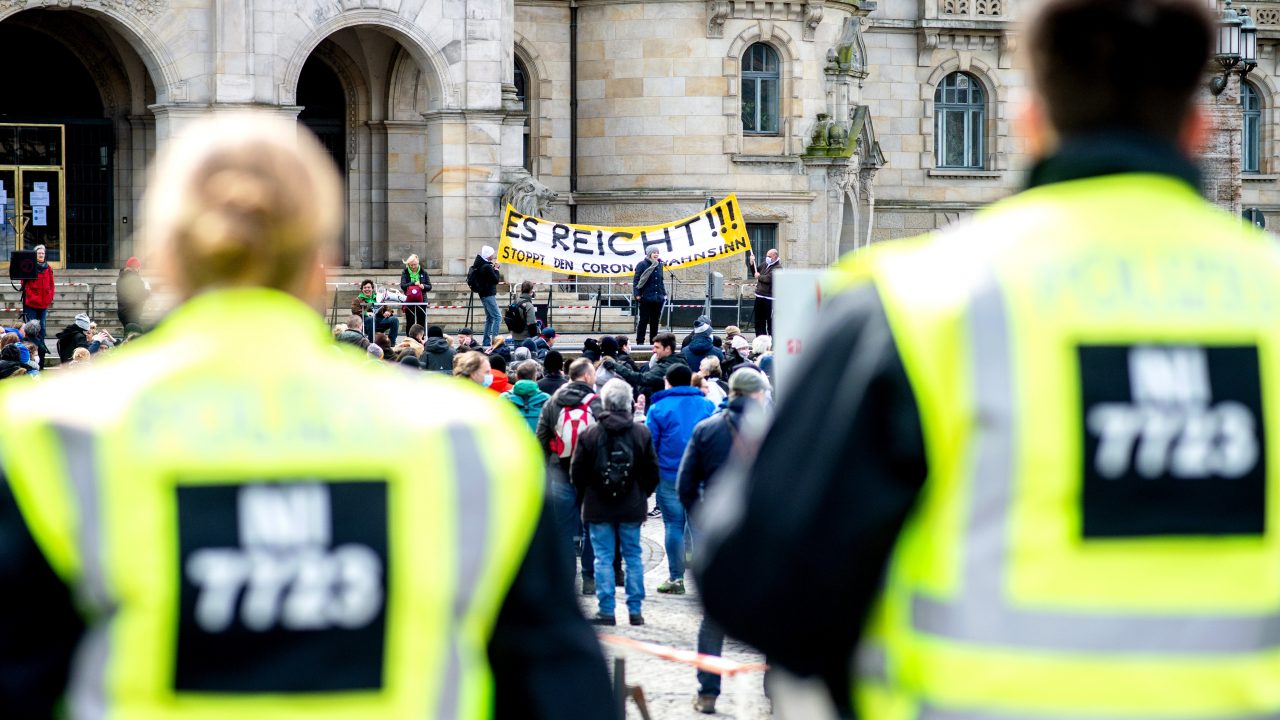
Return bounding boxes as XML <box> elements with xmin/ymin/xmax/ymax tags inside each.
<box><xmin>549</xmin><ymin>393</ymin><xmax>596</xmax><ymax>458</ymax></box>
<box><xmin>504</xmin><ymin>299</ymin><xmax>530</xmax><ymax>333</ymax></box>
<box><xmin>466</xmin><ymin>264</ymin><xmax>479</xmax><ymax>292</ymax></box>
<box><xmin>594</xmin><ymin>430</ymin><xmax>635</xmax><ymax>500</ymax></box>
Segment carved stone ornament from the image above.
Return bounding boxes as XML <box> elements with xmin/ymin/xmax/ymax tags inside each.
<box><xmin>501</xmin><ymin>170</ymin><xmax>559</xmax><ymax>218</ymax></box>
<box><xmin>8</xmin><ymin>0</ymin><xmax>168</xmax><ymax>14</ymax></box>
<box><xmin>830</xmin><ymin>16</ymin><xmax>868</xmax><ymax>76</ymax></box>
<box><xmin>803</xmin><ymin>1</ymin><xmax>823</xmax><ymax>42</ymax></box>
<box><xmin>707</xmin><ymin>0</ymin><xmax>731</xmax><ymax>38</ymax></box>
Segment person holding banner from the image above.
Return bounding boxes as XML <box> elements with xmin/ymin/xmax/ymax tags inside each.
<box><xmin>633</xmin><ymin>249</ymin><xmax>666</xmax><ymax>345</ymax></box>
<box><xmin>747</xmin><ymin>248</ymin><xmax>780</xmax><ymax>338</ymax></box>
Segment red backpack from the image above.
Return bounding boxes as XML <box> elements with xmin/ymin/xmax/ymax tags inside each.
<box><xmin>549</xmin><ymin>394</ymin><xmax>596</xmax><ymax>458</ymax></box>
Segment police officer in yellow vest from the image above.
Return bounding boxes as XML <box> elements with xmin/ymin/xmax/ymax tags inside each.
<box><xmin>697</xmin><ymin>1</ymin><xmax>1280</xmax><ymax>718</ymax></box>
<box><xmin>0</xmin><ymin>114</ymin><xmax>613</xmax><ymax>719</ymax></box>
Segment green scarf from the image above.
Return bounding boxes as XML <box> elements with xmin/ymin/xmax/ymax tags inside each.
<box><xmin>407</xmin><ymin>266</ymin><xmax>421</xmax><ymax>284</ymax></box>
<box><xmin>356</xmin><ymin>292</ymin><xmax>377</xmax><ymax>306</ymax></box>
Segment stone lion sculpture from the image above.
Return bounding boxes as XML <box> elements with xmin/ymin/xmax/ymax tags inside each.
<box><xmin>501</xmin><ymin>172</ymin><xmax>558</xmax><ymax>217</ymax></box>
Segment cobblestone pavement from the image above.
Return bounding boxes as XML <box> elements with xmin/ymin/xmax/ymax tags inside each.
<box><xmin>576</xmin><ymin>506</ymin><xmax>772</xmax><ymax>720</ymax></box>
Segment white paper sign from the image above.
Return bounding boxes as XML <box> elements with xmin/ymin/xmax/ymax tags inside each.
<box><xmin>29</xmin><ymin>191</ymin><xmax>49</xmax><ymax>207</ymax></box>
<box><xmin>772</xmin><ymin>269</ymin><xmax>828</xmax><ymax>400</ymax></box>
<box><xmin>32</xmin><ymin>182</ymin><xmax>47</xmax><ymax>192</ymax></box>
<box><xmin>32</xmin><ymin>206</ymin><xmax>47</xmax><ymax>226</ymax></box>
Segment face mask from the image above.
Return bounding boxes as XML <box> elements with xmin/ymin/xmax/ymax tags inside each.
<box><xmin>482</xmin><ymin>372</ymin><xmax>494</xmax><ymax>388</ymax></box>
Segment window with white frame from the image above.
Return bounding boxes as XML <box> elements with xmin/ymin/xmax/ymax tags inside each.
<box><xmin>934</xmin><ymin>72</ymin><xmax>985</xmax><ymax>169</ymax></box>
<box><xmin>741</xmin><ymin>44</ymin><xmax>780</xmax><ymax>135</ymax></box>
<box><xmin>1243</xmin><ymin>81</ymin><xmax>1261</xmax><ymax>174</ymax></box>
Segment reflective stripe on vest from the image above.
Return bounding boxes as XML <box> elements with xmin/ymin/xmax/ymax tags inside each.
<box><xmin>912</xmin><ymin>275</ymin><xmax>1280</xmax><ymax>654</ymax></box>
<box><xmin>845</xmin><ymin>175</ymin><xmax>1280</xmax><ymax>720</ymax></box>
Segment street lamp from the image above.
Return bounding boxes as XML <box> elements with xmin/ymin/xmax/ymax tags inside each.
<box><xmin>1210</xmin><ymin>0</ymin><xmax>1256</xmax><ymax>95</ymax></box>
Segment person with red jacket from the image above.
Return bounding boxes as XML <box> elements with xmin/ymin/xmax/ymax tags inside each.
<box><xmin>20</xmin><ymin>244</ymin><xmax>54</xmax><ymax>353</ymax></box>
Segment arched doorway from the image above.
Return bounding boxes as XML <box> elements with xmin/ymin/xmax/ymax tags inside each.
<box><xmin>0</xmin><ymin>9</ymin><xmax>156</xmax><ymax>269</ymax></box>
<box><xmin>298</xmin><ymin>54</ymin><xmax>349</xmax><ymax>261</ymax></box>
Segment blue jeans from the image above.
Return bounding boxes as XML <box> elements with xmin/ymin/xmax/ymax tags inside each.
<box><xmin>656</xmin><ymin>477</ymin><xmax>686</xmax><ymax>581</ymax></box>
<box><xmin>696</xmin><ymin>614</ymin><xmax>726</xmax><ymax>696</ymax></box>
<box><xmin>21</xmin><ymin>305</ymin><xmax>47</xmax><ymax>344</ymax></box>
<box><xmin>549</xmin><ymin>476</ymin><xmax>593</xmax><ymax>581</ymax></box>
<box><xmin>589</xmin><ymin>522</ymin><xmax>644</xmax><ymax>615</ymax></box>
<box><xmin>364</xmin><ymin>313</ymin><xmax>399</xmax><ymax>344</ymax></box>
<box><xmin>481</xmin><ymin>295</ymin><xmax>501</xmax><ymax>345</ymax></box>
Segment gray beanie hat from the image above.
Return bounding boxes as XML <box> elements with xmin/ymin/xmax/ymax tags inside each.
<box><xmin>75</xmin><ymin>313</ymin><xmax>92</xmax><ymax>331</ymax></box>
<box><xmin>728</xmin><ymin>367</ymin><xmax>768</xmax><ymax>395</ymax></box>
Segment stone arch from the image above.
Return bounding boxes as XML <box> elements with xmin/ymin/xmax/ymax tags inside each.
<box><xmin>923</xmin><ymin>57</ymin><xmax>1006</xmax><ymax>170</ymax></box>
<box><xmin>0</xmin><ymin>5</ymin><xmax>179</xmax><ymax>103</ymax></box>
<box><xmin>513</xmin><ymin>33</ymin><xmax>552</xmax><ymax>175</ymax></box>
<box><xmin>308</xmin><ymin>38</ymin><xmax>372</xmax><ymax>170</ymax></box>
<box><xmin>281</xmin><ymin>10</ymin><xmax>456</xmax><ymax>111</ymax></box>
<box><xmin>723</xmin><ymin>23</ymin><xmax>804</xmax><ymax>154</ymax></box>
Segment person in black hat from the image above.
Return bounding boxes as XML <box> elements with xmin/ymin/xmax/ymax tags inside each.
<box><xmin>419</xmin><ymin>325</ymin><xmax>455</xmax><ymax>373</ymax></box>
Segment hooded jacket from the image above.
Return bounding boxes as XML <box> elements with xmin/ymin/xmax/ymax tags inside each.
<box><xmin>645</xmin><ymin>385</ymin><xmax>716</xmax><ymax>479</ymax></box>
<box><xmin>513</xmin><ymin>293</ymin><xmax>538</xmax><ymax>340</ymax></box>
<box><xmin>682</xmin><ymin>333</ymin><xmax>725</xmax><ymax>369</ymax></box>
<box><xmin>336</xmin><ymin>328</ymin><xmax>370</xmax><ymax>349</ymax></box>
<box><xmin>502</xmin><ymin>380</ymin><xmax>551</xmax><ymax>432</ymax></box>
<box><xmin>570</xmin><ymin>410</ymin><xmax>660</xmax><ymax>524</ymax></box>
<box><xmin>489</xmin><ymin>369</ymin><xmax>513</xmax><ymax>394</ymax></box>
<box><xmin>469</xmin><ymin>255</ymin><xmax>501</xmax><ymax>298</ymax></box>
<box><xmin>55</xmin><ymin>323</ymin><xmax>91</xmax><ymax>362</ymax></box>
<box><xmin>536</xmin><ymin>381</ymin><xmax>605</xmax><ymax>460</ymax></box>
<box><xmin>419</xmin><ymin>336</ymin><xmax>455</xmax><ymax>372</ymax></box>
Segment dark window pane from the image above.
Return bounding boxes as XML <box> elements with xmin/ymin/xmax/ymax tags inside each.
<box><xmin>943</xmin><ymin>110</ymin><xmax>966</xmax><ymax>167</ymax></box>
<box><xmin>742</xmin><ymin>79</ymin><xmax>758</xmax><ymax>131</ymax></box>
<box><xmin>0</xmin><ymin>127</ymin><xmax>16</xmax><ymax>165</ymax></box>
<box><xmin>747</xmin><ymin>223</ymin><xmax>777</xmax><ymax>257</ymax></box>
<box><xmin>759</xmin><ymin>78</ymin><xmax>778</xmax><ymax>133</ymax></box>
<box><xmin>969</xmin><ymin>110</ymin><xmax>984</xmax><ymax>168</ymax></box>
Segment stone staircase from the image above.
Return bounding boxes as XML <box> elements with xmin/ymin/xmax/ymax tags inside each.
<box><xmin>2</xmin><ymin>268</ymin><xmax>640</xmax><ymax>337</ymax></box>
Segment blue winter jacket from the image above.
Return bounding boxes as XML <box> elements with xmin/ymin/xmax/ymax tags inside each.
<box><xmin>646</xmin><ymin>385</ymin><xmax>716</xmax><ymax>480</ymax></box>
<box><xmin>682</xmin><ymin>334</ymin><xmax>725</xmax><ymax>370</ymax></box>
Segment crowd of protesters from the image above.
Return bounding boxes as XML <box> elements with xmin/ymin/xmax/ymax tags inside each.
<box><xmin>328</xmin><ymin>296</ymin><xmax>775</xmax><ymax>711</ymax></box>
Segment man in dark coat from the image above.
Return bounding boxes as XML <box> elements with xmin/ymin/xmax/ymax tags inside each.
<box><xmin>676</xmin><ymin>367</ymin><xmax>770</xmax><ymax>713</ymax></box>
<box><xmin>632</xmin><ymin>249</ymin><xmax>666</xmax><ymax>345</ymax></box>
<box><xmin>116</xmin><ymin>257</ymin><xmax>150</xmax><ymax>329</ymax></box>
<box><xmin>604</xmin><ymin>332</ymin><xmax>688</xmax><ymax>406</ymax></box>
<box><xmin>538</xmin><ymin>351</ymin><xmax>568</xmax><ymax>396</ymax></box>
<box><xmin>747</xmin><ymin>248</ymin><xmax>780</xmax><ymax>337</ymax></box>
<box><xmin>418</xmin><ymin>325</ymin><xmax>455</xmax><ymax>372</ymax></box>
<box><xmin>571</xmin><ymin>378</ymin><xmax>659</xmax><ymax>626</ymax></box>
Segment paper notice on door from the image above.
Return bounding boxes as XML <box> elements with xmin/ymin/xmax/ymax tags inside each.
<box><xmin>32</xmin><ymin>182</ymin><xmax>47</xmax><ymax>192</ymax></box>
<box><xmin>29</xmin><ymin>191</ymin><xmax>49</xmax><ymax>207</ymax></box>
<box><xmin>32</xmin><ymin>206</ymin><xmax>47</xmax><ymax>226</ymax></box>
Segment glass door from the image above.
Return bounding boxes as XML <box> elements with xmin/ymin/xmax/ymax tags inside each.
<box><xmin>0</xmin><ymin>123</ymin><xmax>65</xmax><ymax>269</ymax></box>
<box><xmin>0</xmin><ymin>168</ymin><xmax>14</xmax><ymax>260</ymax></box>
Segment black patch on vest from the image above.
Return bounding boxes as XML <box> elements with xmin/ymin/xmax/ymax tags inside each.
<box><xmin>1079</xmin><ymin>344</ymin><xmax>1266</xmax><ymax>538</ymax></box>
<box><xmin>174</xmin><ymin>481</ymin><xmax>389</xmax><ymax>693</ymax></box>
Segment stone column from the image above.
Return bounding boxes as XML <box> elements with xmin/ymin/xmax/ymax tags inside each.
<box><xmin>1198</xmin><ymin>80</ymin><xmax>1243</xmax><ymax>216</ymax></box>
<box><xmin>423</xmin><ymin>110</ymin><xmax>471</xmax><ymax>275</ymax></box>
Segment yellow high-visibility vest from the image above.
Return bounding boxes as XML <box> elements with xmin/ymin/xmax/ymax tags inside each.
<box><xmin>835</xmin><ymin>174</ymin><xmax>1280</xmax><ymax>720</ymax></box>
<box><xmin>0</xmin><ymin>287</ymin><xmax>544</xmax><ymax>720</ymax></box>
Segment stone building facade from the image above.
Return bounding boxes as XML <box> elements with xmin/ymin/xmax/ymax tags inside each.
<box><xmin>0</xmin><ymin>0</ymin><xmax>1274</xmax><ymax>279</ymax></box>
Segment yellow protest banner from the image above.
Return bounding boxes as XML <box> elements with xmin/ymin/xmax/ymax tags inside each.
<box><xmin>498</xmin><ymin>195</ymin><xmax>752</xmax><ymax>277</ymax></box>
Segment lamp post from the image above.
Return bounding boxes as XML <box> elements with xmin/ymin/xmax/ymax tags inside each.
<box><xmin>1201</xmin><ymin>0</ymin><xmax>1257</xmax><ymax>216</ymax></box>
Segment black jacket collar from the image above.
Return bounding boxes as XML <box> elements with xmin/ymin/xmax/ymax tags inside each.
<box><xmin>1027</xmin><ymin>133</ymin><xmax>1201</xmax><ymax>192</ymax></box>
